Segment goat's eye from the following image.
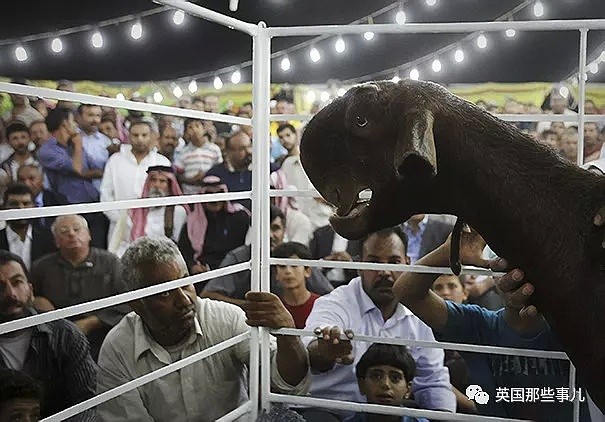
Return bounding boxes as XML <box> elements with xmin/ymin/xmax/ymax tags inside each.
<box><xmin>355</xmin><ymin>116</ymin><xmax>368</xmax><ymax>128</ymax></box>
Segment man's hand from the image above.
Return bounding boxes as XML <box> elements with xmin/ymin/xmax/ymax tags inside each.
<box><xmin>493</xmin><ymin>261</ymin><xmax>539</xmax><ymax>319</ymax></box>
<box><xmin>443</xmin><ymin>226</ymin><xmax>491</xmax><ymax>268</ymax></box>
<box><xmin>242</xmin><ymin>292</ymin><xmax>295</xmax><ymax>330</ymax></box>
<box><xmin>313</xmin><ymin>326</ymin><xmax>355</xmax><ymax>365</ymax></box>
<box><xmin>324</xmin><ymin>251</ymin><xmax>352</xmax><ymax>262</ymax></box>
<box><xmin>191</xmin><ymin>262</ymin><xmax>210</xmax><ymax>275</ymax></box>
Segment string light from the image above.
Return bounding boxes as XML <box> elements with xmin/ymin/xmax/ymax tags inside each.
<box><xmin>231</xmin><ymin>70</ymin><xmax>242</xmax><ymax>84</ymax></box>
<box><xmin>431</xmin><ymin>58</ymin><xmax>442</xmax><ymax>73</ymax></box>
<box><xmin>188</xmin><ymin>80</ymin><xmax>198</xmax><ymax>93</ymax></box>
<box><xmin>320</xmin><ymin>91</ymin><xmax>330</xmax><ymax>102</ymax></box>
<box><xmin>410</xmin><ymin>68</ymin><xmax>420</xmax><ymax>81</ymax></box>
<box><xmin>15</xmin><ymin>46</ymin><xmax>28</xmax><ymax>62</ymax></box>
<box><xmin>363</xmin><ymin>31</ymin><xmax>375</xmax><ymax>41</ymax></box>
<box><xmin>454</xmin><ymin>48</ymin><xmax>465</xmax><ymax>63</ymax></box>
<box><xmin>558</xmin><ymin>86</ymin><xmax>569</xmax><ymax>98</ymax></box>
<box><xmin>153</xmin><ymin>91</ymin><xmax>163</xmax><ymax>103</ymax></box>
<box><xmin>51</xmin><ymin>38</ymin><xmax>63</xmax><ymax>53</ymax></box>
<box><xmin>213</xmin><ymin>76</ymin><xmax>223</xmax><ymax>90</ymax></box>
<box><xmin>280</xmin><ymin>57</ymin><xmax>291</xmax><ymax>71</ymax></box>
<box><xmin>116</xmin><ymin>93</ymin><xmax>125</xmax><ymax>101</ymax></box>
<box><xmin>391</xmin><ymin>75</ymin><xmax>401</xmax><ymax>83</ymax></box>
<box><xmin>172</xmin><ymin>86</ymin><xmax>183</xmax><ymax>98</ymax></box>
<box><xmin>173</xmin><ymin>10</ymin><xmax>185</xmax><ymax>25</ymax></box>
<box><xmin>395</xmin><ymin>10</ymin><xmax>406</xmax><ymax>25</ymax></box>
<box><xmin>426</xmin><ymin>0</ymin><xmax>437</xmax><ymax>6</ymax></box>
<box><xmin>588</xmin><ymin>62</ymin><xmax>599</xmax><ymax>74</ymax></box>
<box><xmin>476</xmin><ymin>34</ymin><xmax>488</xmax><ymax>49</ymax></box>
<box><xmin>533</xmin><ymin>1</ymin><xmax>544</xmax><ymax>18</ymax></box>
<box><xmin>335</xmin><ymin>37</ymin><xmax>346</xmax><ymax>54</ymax></box>
<box><xmin>310</xmin><ymin>47</ymin><xmax>321</xmax><ymax>63</ymax></box>
<box><xmin>306</xmin><ymin>91</ymin><xmax>316</xmax><ymax>102</ymax></box>
<box><xmin>505</xmin><ymin>29</ymin><xmax>516</xmax><ymax>38</ymax></box>
<box><xmin>91</xmin><ymin>31</ymin><xmax>103</xmax><ymax>49</ymax></box>
<box><xmin>130</xmin><ymin>21</ymin><xmax>143</xmax><ymax>40</ymax></box>
<box><xmin>337</xmin><ymin>87</ymin><xmax>347</xmax><ymax>96</ymax></box>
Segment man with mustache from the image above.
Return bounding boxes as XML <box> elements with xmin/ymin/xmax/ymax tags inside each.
<box><xmin>0</xmin><ymin>250</ymin><xmax>99</xmax><ymax>420</ymax></box>
<box><xmin>0</xmin><ymin>121</ymin><xmax>38</xmax><ymax>183</ymax></box>
<box><xmin>77</xmin><ymin>104</ymin><xmax>111</xmax><ymax>193</ymax></box>
<box><xmin>97</xmin><ymin>236</ymin><xmax>310</xmax><ymax>421</ymax></box>
<box><xmin>112</xmin><ymin>166</ymin><xmax>187</xmax><ymax>257</ymax></box>
<box><xmin>299</xmin><ymin>227</ymin><xmax>456</xmax><ymax>421</ymax></box>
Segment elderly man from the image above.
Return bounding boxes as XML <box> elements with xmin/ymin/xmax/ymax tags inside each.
<box><xmin>112</xmin><ymin>165</ymin><xmax>187</xmax><ymax>257</ymax></box>
<box><xmin>17</xmin><ymin>164</ymin><xmax>67</xmax><ymax>228</ymax></box>
<box><xmin>97</xmin><ymin>236</ymin><xmax>310</xmax><ymax>421</ymax></box>
<box><xmin>0</xmin><ymin>250</ymin><xmax>99</xmax><ymax>420</ymax></box>
<box><xmin>30</xmin><ymin>214</ymin><xmax>128</xmax><ymax>360</ymax></box>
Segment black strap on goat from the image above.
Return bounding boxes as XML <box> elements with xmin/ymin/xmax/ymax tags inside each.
<box><xmin>450</xmin><ymin>217</ymin><xmax>465</xmax><ymax>276</ymax></box>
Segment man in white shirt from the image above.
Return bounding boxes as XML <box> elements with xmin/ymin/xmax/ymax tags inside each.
<box><xmin>97</xmin><ymin>236</ymin><xmax>310</xmax><ymax>421</ymax></box>
<box><xmin>299</xmin><ymin>226</ymin><xmax>455</xmax><ymax>420</ymax></box>
<box><xmin>101</xmin><ymin>120</ymin><xmax>171</xmax><ymax>247</ymax></box>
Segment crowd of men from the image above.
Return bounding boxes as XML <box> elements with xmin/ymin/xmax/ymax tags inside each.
<box><xmin>0</xmin><ymin>79</ymin><xmax>603</xmax><ymax>421</ymax></box>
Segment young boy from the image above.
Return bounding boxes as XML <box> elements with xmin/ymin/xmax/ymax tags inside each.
<box><xmin>272</xmin><ymin>242</ymin><xmax>319</xmax><ymax>329</ymax></box>
<box><xmin>0</xmin><ymin>369</ymin><xmax>42</xmax><ymax>422</ymax></box>
<box><xmin>348</xmin><ymin>343</ymin><xmax>429</xmax><ymax>422</ymax></box>
<box><xmin>175</xmin><ymin>118</ymin><xmax>222</xmax><ymax>194</ymax></box>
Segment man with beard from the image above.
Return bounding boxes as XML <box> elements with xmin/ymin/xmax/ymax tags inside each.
<box><xmin>0</xmin><ymin>121</ymin><xmax>38</xmax><ymax>182</ymax></box>
<box><xmin>0</xmin><ymin>184</ymin><xmax>55</xmax><ymax>270</ymax></box>
<box><xmin>298</xmin><ymin>227</ymin><xmax>456</xmax><ymax>421</ymax></box>
<box><xmin>77</xmin><ymin>104</ymin><xmax>112</xmax><ymax>193</ymax></box>
<box><xmin>101</xmin><ymin>120</ymin><xmax>171</xmax><ymax>248</ymax></box>
<box><xmin>0</xmin><ymin>250</ymin><xmax>99</xmax><ymax>420</ymax></box>
<box><xmin>97</xmin><ymin>236</ymin><xmax>310</xmax><ymax>421</ymax></box>
<box><xmin>112</xmin><ymin>166</ymin><xmax>187</xmax><ymax>257</ymax></box>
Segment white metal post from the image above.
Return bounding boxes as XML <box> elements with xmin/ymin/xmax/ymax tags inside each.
<box><xmin>577</xmin><ymin>29</ymin><xmax>588</xmax><ymax>166</ymax></box>
<box><xmin>251</xmin><ymin>19</ymin><xmax>272</xmax><ymax>418</ymax></box>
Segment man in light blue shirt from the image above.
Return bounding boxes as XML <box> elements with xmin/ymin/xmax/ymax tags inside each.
<box><xmin>301</xmin><ymin>226</ymin><xmax>455</xmax><ymax>419</ymax></box>
<box><xmin>78</xmin><ymin>104</ymin><xmax>111</xmax><ymax>192</ymax></box>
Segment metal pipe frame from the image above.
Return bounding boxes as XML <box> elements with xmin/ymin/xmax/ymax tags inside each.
<box><xmin>270</xmin><ymin>113</ymin><xmax>605</xmax><ymax>123</ymax></box>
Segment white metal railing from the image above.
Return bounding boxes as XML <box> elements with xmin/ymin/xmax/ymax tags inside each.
<box><xmin>18</xmin><ymin>4</ymin><xmax>599</xmax><ymax>421</ymax></box>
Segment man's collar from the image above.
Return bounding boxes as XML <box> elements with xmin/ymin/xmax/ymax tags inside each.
<box><xmin>403</xmin><ymin>214</ymin><xmax>429</xmax><ymax>229</ymax></box>
<box><xmin>6</xmin><ymin>224</ymin><xmax>33</xmax><ymax>242</ymax></box>
<box><xmin>354</xmin><ymin>277</ymin><xmax>413</xmax><ymax>320</ymax></box>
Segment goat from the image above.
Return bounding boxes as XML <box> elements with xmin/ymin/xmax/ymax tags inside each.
<box><xmin>299</xmin><ymin>79</ymin><xmax>605</xmax><ymax>412</ymax></box>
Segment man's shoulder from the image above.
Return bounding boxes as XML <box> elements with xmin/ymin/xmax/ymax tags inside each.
<box><xmin>31</xmin><ymin>251</ymin><xmax>58</xmax><ymax>270</ymax></box>
<box><xmin>102</xmin><ymin>312</ymin><xmax>138</xmax><ymax>349</ymax></box>
<box><xmin>41</xmin><ymin>318</ymin><xmax>89</xmax><ymax>345</ymax></box>
<box><xmin>207</xmin><ymin>162</ymin><xmax>228</xmax><ymax>175</ymax></box>
<box><xmin>225</xmin><ymin>244</ymin><xmax>252</xmax><ymax>261</ymax></box>
<box><xmin>90</xmin><ymin>247</ymin><xmax>121</xmax><ymax>263</ymax></box>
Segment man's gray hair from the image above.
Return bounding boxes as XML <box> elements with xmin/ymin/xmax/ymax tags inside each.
<box><xmin>50</xmin><ymin>214</ymin><xmax>89</xmax><ymax>237</ymax></box>
<box><xmin>121</xmin><ymin>236</ymin><xmax>188</xmax><ymax>291</ymax></box>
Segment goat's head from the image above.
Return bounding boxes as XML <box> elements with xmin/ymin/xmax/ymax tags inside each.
<box><xmin>300</xmin><ymin>79</ymin><xmax>441</xmax><ymax>240</ymax></box>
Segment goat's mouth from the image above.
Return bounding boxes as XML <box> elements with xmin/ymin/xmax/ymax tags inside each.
<box><xmin>334</xmin><ymin>188</ymin><xmax>373</xmax><ymax>218</ymax></box>
<box><xmin>331</xmin><ymin>188</ymin><xmax>374</xmax><ymax>239</ymax></box>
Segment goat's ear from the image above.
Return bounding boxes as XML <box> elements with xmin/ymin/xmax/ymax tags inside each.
<box><xmin>394</xmin><ymin>109</ymin><xmax>437</xmax><ymax>179</ymax></box>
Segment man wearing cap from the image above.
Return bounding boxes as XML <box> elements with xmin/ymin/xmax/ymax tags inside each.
<box><xmin>111</xmin><ymin>165</ymin><xmax>188</xmax><ymax>257</ymax></box>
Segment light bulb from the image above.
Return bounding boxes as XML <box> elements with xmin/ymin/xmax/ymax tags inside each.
<box><xmin>533</xmin><ymin>1</ymin><xmax>544</xmax><ymax>18</ymax></box>
<box><xmin>280</xmin><ymin>57</ymin><xmax>291</xmax><ymax>71</ymax></box>
<box><xmin>337</xmin><ymin>88</ymin><xmax>347</xmax><ymax>96</ymax></box>
<box><xmin>335</xmin><ymin>37</ymin><xmax>346</xmax><ymax>54</ymax></box>
<box><xmin>310</xmin><ymin>47</ymin><xmax>321</xmax><ymax>63</ymax></box>
<box><xmin>477</xmin><ymin>34</ymin><xmax>488</xmax><ymax>49</ymax></box>
<box><xmin>395</xmin><ymin>10</ymin><xmax>406</xmax><ymax>25</ymax></box>
<box><xmin>426</xmin><ymin>0</ymin><xmax>437</xmax><ymax>6</ymax></box>
<box><xmin>363</xmin><ymin>31</ymin><xmax>375</xmax><ymax>41</ymax></box>
<box><xmin>231</xmin><ymin>70</ymin><xmax>241</xmax><ymax>84</ymax></box>
<box><xmin>306</xmin><ymin>91</ymin><xmax>316</xmax><ymax>103</ymax></box>
<box><xmin>410</xmin><ymin>68</ymin><xmax>420</xmax><ymax>81</ymax></box>
<box><xmin>173</xmin><ymin>86</ymin><xmax>183</xmax><ymax>98</ymax></box>
<box><xmin>15</xmin><ymin>46</ymin><xmax>28</xmax><ymax>62</ymax></box>
<box><xmin>116</xmin><ymin>93</ymin><xmax>125</xmax><ymax>101</ymax></box>
<box><xmin>188</xmin><ymin>80</ymin><xmax>198</xmax><ymax>93</ymax></box>
<box><xmin>506</xmin><ymin>29</ymin><xmax>516</xmax><ymax>38</ymax></box>
<box><xmin>213</xmin><ymin>76</ymin><xmax>223</xmax><ymax>90</ymax></box>
<box><xmin>454</xmin><ymin>48</ymin><xmax>464</xmax><ymax>63</ymax></box>
<box><xmin>173</xmin><ymin>10</ymin><xmax>185</xmax><ymax>25</ymax></box>
<box><xmin>51</xmin><ymin>38</ymin><xmax>63</xmax><ymax>53</ymax></box>
<box><xmin>320</xmin><ymin>91</ymin><xmax>330</xmax><ymax>102</ymax></box>
<box><xmin>391</xmin><ymin>75</ymin><xmax>401</xmax><ymax>83</ymax></box>
<box><xmin>559</xmin><ymin>86</ymin><xmax>569</xmax><ymax>98</ymax></box>
<box><xmin>131</xmin><ymin>21</ymin><xmax>143</xmax><ymax>40</ymax></box>
<box><xmin>589</xmin><ymin>62</ymin><xmax>599</xmax><ymax>74</ymax></box>
<box><xmin>91</xmin><ymin>31</ymin><xmax>103</xmax><ymax>49</ymax></box>
<box><xmin>153</xmin><ymin>91</ymin><xmax>163</xmax><ymax>103</ymax></box>
<box><xmin>432</xmin><ymin>59</ymin><xmax>442</xmax><ymax>73</ymax></box>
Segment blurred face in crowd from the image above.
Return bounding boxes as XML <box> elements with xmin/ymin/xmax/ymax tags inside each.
<box><xmin>147</xmin><ymin>172</ymin><xmax>170</xmax><ymax>198</ymax></box>
<box><xmin>275</xmin><ymin>100</ymin><xmax>289</xmax><ymax>115</ymax></box>
<box><xmin>561</xmin><ymin>131</ymin><xmax>578</xmax><ymax>162</ymax></box>
<box><xmin>226</xmin><ymin>132</ymin><xmax>252</xmax><ymax>170</ymax></box>
<box><xmin>8</xmin><ymin>130</ymin><xmax>31</xmax><ymax>155</ymax></box>
<box><xmin>130</xmin><ymin>123</ymin><xmax>153</xmax><ymax>156</ymax></box>
<box><xmin>9</xmin><ymin>94</ymin><xmax>27</xmax><ymax>108</ymax></box>
<box><xmin>185</xmin><ymin>120</ymin><xmax>206</xmax><ymax>147</ymax></box>
<box><xmin>131</xmin><ymin>260</ymin><xmax>197</xmax><ymax>346</ymax></box>
<box><xmin>550</xmin><ymin>122</ymin><xmax>566</xmax><ymax>138</ymax></box>
<box><xmin>4</xmin><ymin>193</ymin><xmax>34</xmax><ymax>229</ymax></box>
<box><xmin>56</xmin><ymin>82</ymin><xmax>77</xmax><ymax>110</ymax></box>
<box><xmin>238</xmin><ymin>104</ymin><xmax>252</xmax><ymax>118</ymax></box>
<box><xmin>192</xmin><ymin>99</ymin><xmax>205</xmax><ymax>111</ymax></box>
<box><xmin>213</xmin><ymin>136</ymin><xmax>226</xmax><ymax>160</ymax></box>
<box><xmin>585</xmin><ymin>100</ymin><xmax>598</xmax><ymax>115</ymax></box>
<box><xmin>159</xmin><ymin>126</ymin><xmax>178</xmax><ymax>157</ymax></box>
<box><xmin>270</xmin><ymin>216</ymin><xmax>285</xmax><ymax>251</ymax></box>
<box><xmin>277</xmin><ymin>127</ymin><xmax>298</xmax><ymax>152</ymax></box>
<box><xmin>432</xmin><ymin>275</ymin><xmax>468</xmax><ymax>304</ymax></box>
<box><xmin>52</xmin><ymin>215</ymin><xmax>91</xmax><ymax>252</ymax></box>
<box><xmin>203</xmin><ymin>95</ymin><xmax>219</xmax><ymax>113</ymax></box>
<box><xmin>0</xmin><ymin>396</ymin><xmax>41</xmax><ymax>422</ymax></box>
<box><xmin>203</xmin><ymin>121</ymin><xmax>217</xmax><ymax>142</ymax></box>
<box><xmin>79</xmin><ymin>105</ymin><xmax>102</xmax><ymax>135</ymax></box>
<box><xmin>99</xmin><ymin>119</ymin><xmax>118</xmax><ymax>140</ymax></box>
<box><xmin>201</xmin><ymin>184</ymin><xmax>226</xmax><ymax>213</ymax></box>
<box><xmin>584</xmin><ymin>123</ymin><xmax>602</xmax><ymax>152</ymax></box>
<box><xmin>550</xmin><ymin>94</ymin><xmax>568</xmax><ymax>114</ymax></box>
<box><xmin>29</xmin><ymin>121</ymin><xmax>49</xmax><ymax>147</ymax></box>
<box><xmin>17</xmin><ymin>166</ymin><xmax>44</xmax><ymax>197</ymax></box>
<box><xmin>541</xmin><ymin>132</ymin><xmax>559</xmax><ymax>150</ymax></box>
<box><xmin>503</xmin><ymin>100</ymin><xmax>521</xmax><ymax>114</ymax></box>
<box><xmin>360</xmin><ymin>233</ymin><xmax>409</xmax><ymax>310</ymax></box>
<box><xmin>358</xmin><ymin>364</ymin><xmax>412</xmax><ymax>406</ymax></box>
<box><xmin>276</xmin><ymin>257</ymin><xmax>311</xmax><ymax>290</ymax></box>
<box><xmin>0</xmin><ymin>260</ymin><xmax>34</xmax><ymax>323</ymax></box>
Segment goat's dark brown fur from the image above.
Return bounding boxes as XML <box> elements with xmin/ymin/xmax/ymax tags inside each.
<box><xmin>300</xmin><ymin>79</ymin><xmax>605</xmax><ymax>412</ymax></box>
